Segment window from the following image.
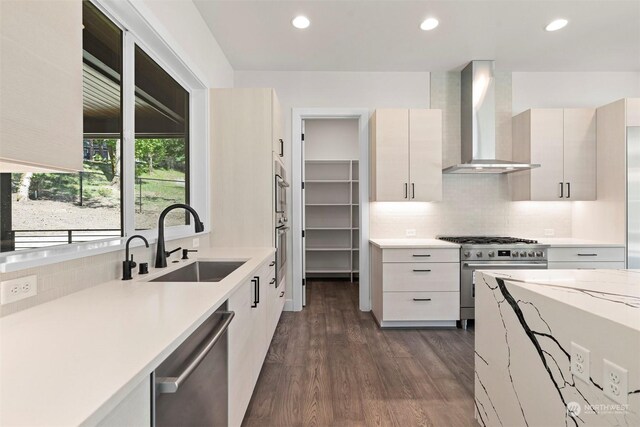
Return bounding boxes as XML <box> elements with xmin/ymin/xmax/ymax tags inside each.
<box><xmin>0</xmin><ymin>0</ymin><xmax>195</xmax><ymax>254</ymax></box>
<box><xmin>134</xmin><ymin>46</ymin><xmax>189</xmax><ymax>230</ymax></box>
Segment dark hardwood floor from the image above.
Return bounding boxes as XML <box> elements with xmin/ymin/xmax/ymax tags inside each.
<box><xmin>242</xmin><ymin>280</ymin><xmax>477</xmax><ymax>427</ymax></box>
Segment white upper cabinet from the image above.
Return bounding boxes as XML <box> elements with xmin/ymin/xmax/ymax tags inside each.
<box><xmin>370</xmin><ymin>108</ymin><xmax>442</xmax><ymax>202</ymax></box>
<box><xmin>511</xmin><ymin>108</ymin><xmax>596</xmax><ymax>201</ymax></box>
<box><xmin>0</xmin><ymin>0</ymin><xmax>83</xmax><ymax>172</ymax></box>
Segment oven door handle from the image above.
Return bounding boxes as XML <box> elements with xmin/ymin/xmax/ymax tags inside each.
<box><xmin>463</xmin><ymin>262</ymin><xmax>547</xmax><ymax>268</ymax></box>
<box><xmin>276</xmin><ymin>175</ymin><xmax>290</xmax><ymax>188</ymax></box>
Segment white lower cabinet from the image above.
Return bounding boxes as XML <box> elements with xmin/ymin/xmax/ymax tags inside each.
<box><xmin>371</xmin><ymin>245</ymin><xmax>460</xmax><ymax>328</ymax></box>
<box><xmin>96</xmin><ymin>376</ymin><xmax>151</xmax><ymax>427</ymax></box>
<box><xmin>228</xmin><ymin>255</ymin><xmax>282</xmax><ymax>427</ymax></box>
<box><xmin>547</xmin><ymin>246</ymin><xmax>625</xmax><ymax>269</ymax></box>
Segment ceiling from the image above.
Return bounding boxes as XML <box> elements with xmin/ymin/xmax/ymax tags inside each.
<box><xmin>193</xmin><ymin>0</ymin><xmax>640</xmax><ymax>72</ymax></box>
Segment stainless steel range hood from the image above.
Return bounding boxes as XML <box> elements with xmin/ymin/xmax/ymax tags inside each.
<box><xmin>443</xmin><ymin>60</ymin><xmax>539</xmax><ymax>174</ymax></box>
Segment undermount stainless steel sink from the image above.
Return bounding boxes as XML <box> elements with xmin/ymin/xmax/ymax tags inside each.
<box><xmin>151</xmin><ymin>261</ymin><xmax>246</xmax><ymax>283</ymax></box>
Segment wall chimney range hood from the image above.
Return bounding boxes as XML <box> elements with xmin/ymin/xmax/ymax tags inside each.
<box><xmin>443</xmin><ymin>60</ymin><xmax>539</xmax><ymax>174</ymax></box>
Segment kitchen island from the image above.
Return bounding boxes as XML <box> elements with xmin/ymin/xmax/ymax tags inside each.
<box><xmin>475</xmin><ymin>269</ymin><xmax>640</xmax><ymax>426</ymax></box>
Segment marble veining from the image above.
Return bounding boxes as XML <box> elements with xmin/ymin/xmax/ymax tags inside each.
<box><xmin>475</xmin><ymin>270</ymin><xmax>640</xmax><ymax>426</ymax></box>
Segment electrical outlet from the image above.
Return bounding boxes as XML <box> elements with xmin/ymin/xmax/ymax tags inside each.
<box><xmin>406</xmin><ymin>229</ymin><xmax>416</xmax><ymax>237</ymax></box>
<box><xmin>1</xmin><ymin>275</ymin><xmax>37</xmax><ymax>305</ymax></box>
<box><xmin>192</xmin><ymin>238</ymin><xmax>200</xmax><ymax>248</ymax></box>
<box><xmin>604</xmin><ymin>359</ymin><xmax>628</xmax><ymax>405</ymax></box>
<box><xmin>571</xmin><ymin>342</ymin><xmax>590</xmax><ymax>383</ymax></box>
<box><xmin>544</xmin><ymin>229</ymin><xmax>555</xmax><ymax>236</ymax></box>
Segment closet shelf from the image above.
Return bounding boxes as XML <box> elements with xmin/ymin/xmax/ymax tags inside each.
<box><xmin>306</xmin><ymin>180</ymin><xmax>351</xmax><ymax>183</ymax></box>
<box><xmin>305</xmin><ymin>203</ymin><xmax>351</xmax><ymax>206</ymax></box>
<box><xmin>306</xmin><ymin>247</ymin><xmax>352</xmax><ymax>252</ymax></box>
<box><xmin>306</xmin><ymin>227</ymin><xmax>351</xmax><ymax>230</ymax></box>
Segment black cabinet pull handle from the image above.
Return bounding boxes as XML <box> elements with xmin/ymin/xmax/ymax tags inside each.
<box><xmin>412</xmin><ymin>254</ymin><xmax>431</xmax><ymax>257</ymax></box>
<box><xmin>251</xmin><ymin>278</ymin><xmax>258</xmax><ymax>308</ymax></box>
<box><xmin>566</xmin><ymin>182</ymin><xmax>570</xmax><ymax>198</ymax></box>
<box><xmin>412</xmin><ymin>269</ymin><xmax>431</xmax><ymax>272</ymax></box>
<box><xmin>413</xmin><ymin>298</ymin><xmax>432</xmax><ymax>302</ymax></box>
<box><xmin>577</xmin><ymin>253</ymin><xmax>598</xmax><ymax>257</ymax></box>
<box><xmin>559</xmin><ymin>182</ymin><xmax>564</xmax><ymax>198</ymax></box>
<box><xmin>269</xmin><ymin>261</ymin><xmax>275</xmax><ymax>267</ymax></box>
<box><xmin>270</xmin><ymin>278</ymin><xmax>276</xmax><ymax>284</ymax></box>
<box><xmin>411</xmin><ymin>183</ymin><xmax>415</xmax><ymax>199</ymax></box>
<box><xmin>404</xmin><ymin>183</ymin><xmax>408</xmax><ymax>199</ymax></box>
<box><xmin>279</xmin><ymin>139</ymin><xmax>284</xmax><ymax>157</ymax></box>
<box><xmin>255</xmin><ymin>276</ymin><xmax>260</xmax><ymax>306</ymax></box>
<box><xmin>280</xmin><ymin>291</ymin><xmax>285</xmax><ymax>298</ymax></box>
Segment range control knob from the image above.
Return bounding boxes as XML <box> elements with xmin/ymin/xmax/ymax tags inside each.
<box><xmin>463</xmin><ymin>251</ymin><xmax>471</xmax><ymax>258</ymax></box>
<box><xmin>520</xmin><ymin>251</ymin><xmax>527</xmax><ymax>257</ymax></box>
<box><xmin>488</xmin><ymin>251</ymin><xmax>495</xmax><ymax>257</ymax></box>
<box><xmin>528</xmin><ymin>251</ymin><xmax>535</xmax><ymax>257</ymax></box>
<box><xmin>535</xmin><ymin>251</ymin><xmax>544</xmax><ymax>258</ymax></box>
<box><xmin>512</xmin><ymin>252</ymin><xmax>519</xmax><ymax>258</ymax></box>
<box><xmin>476</xmin><ymin>251</ymin><xmax>483</xmax><ymax>258</ymax></box>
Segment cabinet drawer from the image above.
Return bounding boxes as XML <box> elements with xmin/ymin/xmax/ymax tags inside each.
<box><xmin>548</xmin><ymin>261</ymin><xmax>626</xmax><ymax>270</ymax></box>
<box><xmin>382</xmin><ymin>248</ymin><xmax>459</xmax><ymax>263</ymax></box>
<box><xmin>383</xmin><ymin>262</ymin><xmax>459</xmax><ymax>292</ymax></box>
<box><xmin>383</xmin><ymin>292</ymin><xmax>459</xmax><ymax>321</ymax></box>
<box><xmin>547</xmin><ymin>247</ymin><xmax>625</xmax><ymax>262</ymax></box>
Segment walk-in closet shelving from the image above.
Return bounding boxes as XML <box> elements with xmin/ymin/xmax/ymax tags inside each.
<box><xmin>305</xmin><ymin>160</ymin><xmax>359</xmax><ymax>281</ymax></box>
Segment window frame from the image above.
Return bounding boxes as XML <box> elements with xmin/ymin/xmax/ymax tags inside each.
<box><xmin>0</xmin><ymin>0</ymin><xmax>210</xmax><ymax>273</ymax></box>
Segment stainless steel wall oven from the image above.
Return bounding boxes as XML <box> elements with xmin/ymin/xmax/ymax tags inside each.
<box><xmin>274</xmin><ymin>158</ymin><xmax>289</xmax><ymax>286</ymax></box>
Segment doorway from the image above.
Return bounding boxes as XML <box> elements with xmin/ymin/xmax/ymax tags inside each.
<box><xmin>302</xmin><ymin>119</ymin><xmax>360</xmax><ymax>306</ymax></box>
<box><xmin>291</xmin><ymin>108</ymin><xmax>370</xmax><ymax>312</ymax></box>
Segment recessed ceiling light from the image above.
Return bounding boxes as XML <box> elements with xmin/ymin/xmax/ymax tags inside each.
<box><xmin>292</xmin><ymin>15</ymin><xmax>310</xmax><ymax>29</ymax></box>
<box><xmin>420</xmin><ymin>17</ymin><xmax>439</xmax><ymax>31</ymax></box>
<box><xmin>545</xmin><ymin>18</ymin><xmax>568</xmax><ymax>32</ymax></box>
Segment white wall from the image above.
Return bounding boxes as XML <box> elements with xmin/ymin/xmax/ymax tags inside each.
<box><xmin>304</xmin><ymin>119</ymin><xmax>359</xmax><ymax>160</ymax></box>
<box><xmin>134</xmin><ymin>0</ymin><xmax>234</xmax><ymax>88</ymax></box>
<box><xmin>512</xmin><ymin>72</ymin><xmax>640</xmax><ymax>115</ymax></box>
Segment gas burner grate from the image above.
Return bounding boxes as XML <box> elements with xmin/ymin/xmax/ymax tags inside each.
<box><xmin>438</xmin><ymin>236</ymin><xmax>539</xmax><ymax>245</ymax></box>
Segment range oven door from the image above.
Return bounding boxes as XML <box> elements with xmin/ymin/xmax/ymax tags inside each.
<box><xmin>275</xmin><ymin>225</ymin><xmax>288</xmax><ymax>287</ymax></box>
<box><xmin>461</xmin><ymin>261</ymin><xmax>547</xmax><ymax>318</ymax></box>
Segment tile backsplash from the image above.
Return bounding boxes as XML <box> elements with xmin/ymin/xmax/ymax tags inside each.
<box><xmin>0</xmin><ymin>235</ymin><xmax>208</xmax><ymax>317</ymax></box>
<box><xmin>370</xmin><ymin>174</ymin><xmax>572</xmax><ymax>239</ymax></box>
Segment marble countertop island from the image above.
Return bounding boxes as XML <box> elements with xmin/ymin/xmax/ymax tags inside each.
<box><xmin>475</xmin><ymin>269</ymin><xmax>640</xmax><ymax>427</ymax></box>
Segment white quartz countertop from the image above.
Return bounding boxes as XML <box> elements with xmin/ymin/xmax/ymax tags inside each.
<box><xmin>0</xmin><ymin>246</ymin><xmax>275</xmax><ymax>427</ymax></box>
<box><xmin>528</xmin><ymin>237</ymin><xmax>625</xmax><ymax>247</ymax></box>
<box><xmin>480</xmin><ymin>269</ymin><xmax>640</xmax><ymax>332</ymax></box>
<box><xmin>369</xmin><ymin>238</ymin><xmax>460</xmax><ymax>249</ymax></box>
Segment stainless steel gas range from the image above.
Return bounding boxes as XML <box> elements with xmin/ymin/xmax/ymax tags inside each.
<box><xmin>437</xmin><ymin>236</ymin><xmax>549</xmax><ymax>328</ymax></box>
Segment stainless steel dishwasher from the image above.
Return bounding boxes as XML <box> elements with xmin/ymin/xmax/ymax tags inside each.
<box><xmin>153</xmin><ymin>304</ymin><xmax>234</xmax><ymax>427</ymax></box>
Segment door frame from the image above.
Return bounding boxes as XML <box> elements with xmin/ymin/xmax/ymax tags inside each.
<box><xmin>291</xmin><ymin>108</ymin><xmax>370</xmax><ymax>312</ymax></box>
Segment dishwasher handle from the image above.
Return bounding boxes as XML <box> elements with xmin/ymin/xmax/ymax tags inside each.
<box><xmin>156</xmin><ymin>311</ymin><xmax>235</xmax><ymax>394</ymax></box>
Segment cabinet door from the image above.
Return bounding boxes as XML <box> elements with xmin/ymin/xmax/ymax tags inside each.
<box><xmin>563</xmin><ymin>108</ymin><xmax>596</xmax><ymax>200</ymax></box>
<box><xmin>250</xmin><ymin>273</ymin><xmax>269</xmax><ymax>382</ymax></box>
<box><xmin>409</xmin><ymin>109</ymin><xmax>442</xmax><ymax>201</ymax></box>
<box><xmin>372</xmin><ymin>109</ymin><xmax>410</xmax><ymax>201</ymax></box>
<box><xmin>227</xmin><ymin>280</ymin><xmax>255</xmax><ymax>427</ymax></box>
<box><xmin>0</xmin><ymin>0</ymin><xmax>83</xmax><ymax>172</ymax></box>
<box><xmin>96</xmin><ymin>376</ymin><xmax>151</xmax><ymax>427</ymax></box>
<box><xmin>530</xmin><ymin>109</ymin><xmax>565</xmax><ymax>200</ymax></box>
<box><xmin>272</xmin><ymin>90</ymin><xmax>284</xmax><ymax>157</ymax></box>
